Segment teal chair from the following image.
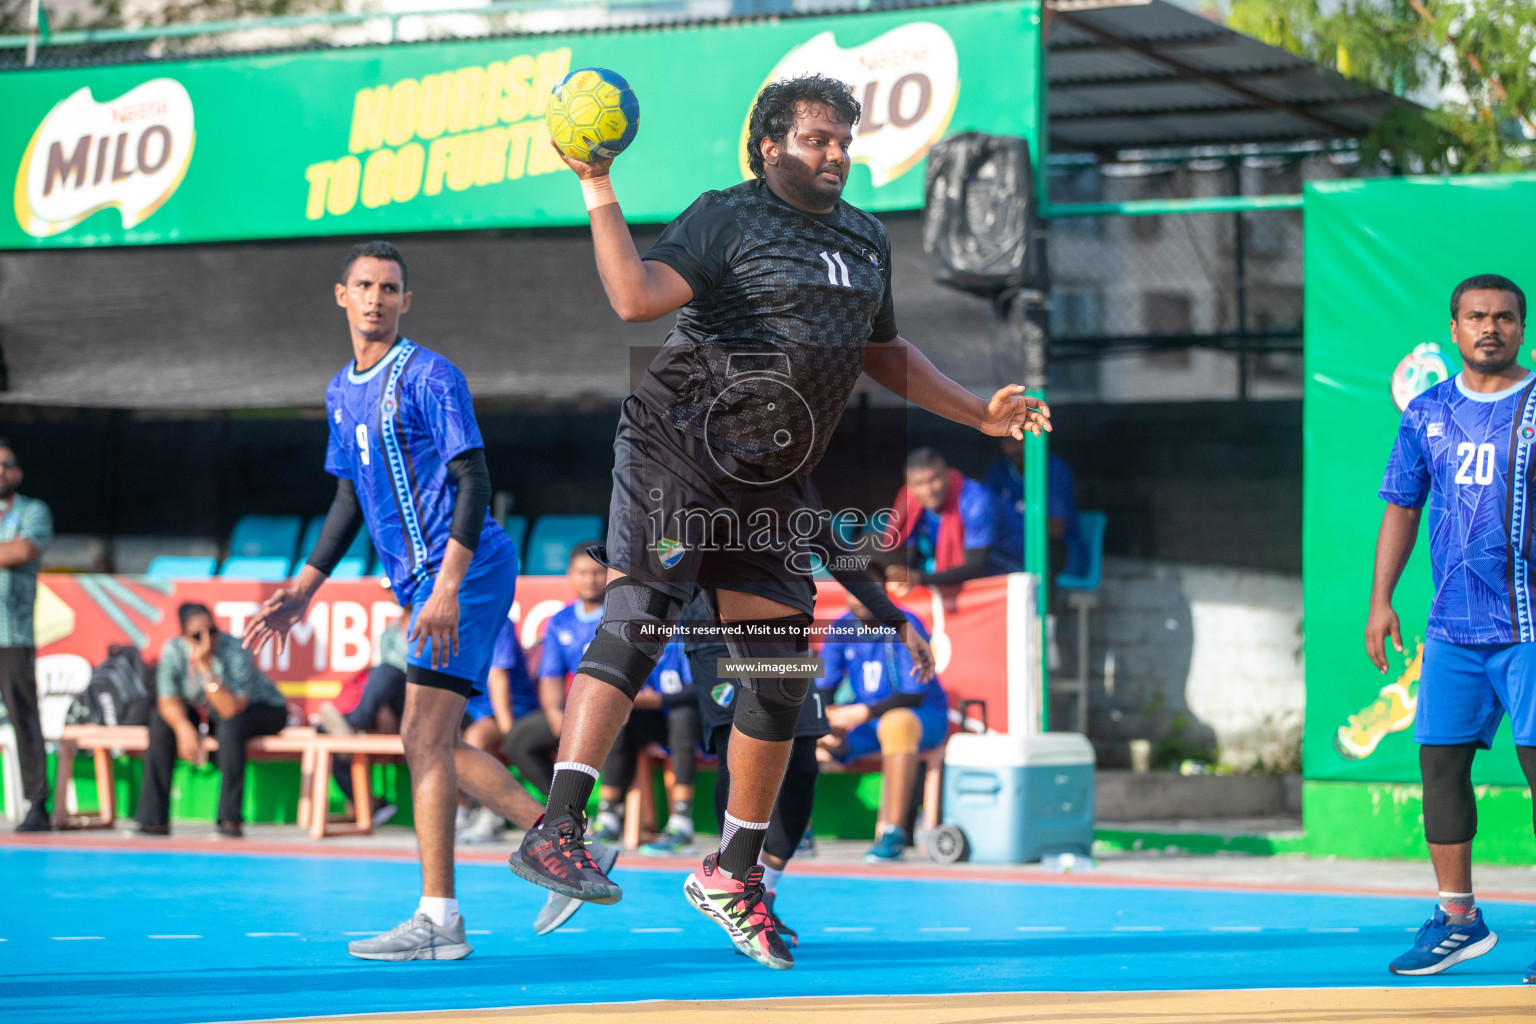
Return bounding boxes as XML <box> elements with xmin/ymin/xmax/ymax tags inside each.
<box><xmin>524</xmin><ymin>515</ymin><xmax>604</xmax><ymax>575</ymax></box>
<box><xmin>219</xmin><ymin>556</ymin><xmax>292</xmax><ymax>581</ymax></box>
<box><xmin>503</xmin><ymin>515</ymin><xmax>529</xmax><ymax>554</ymax></box>
<box><xmin>145</xmin><ymin>555</ymin><xmax>217</xmax><ymax>579</ymax></box>
<box><xmin>1057</xmin><ymin>511</ymin><xmax>1105</xmax><ymax>591</ymax></box>
<box><xmin>299</xmin><ymin>514</ymin><xmax>373</xmax><ymax>578</ymax></box>
<box><xmin>228</xmin><ymin>515</ymin><xmax>303</xmax><ymax>562</ymax></box>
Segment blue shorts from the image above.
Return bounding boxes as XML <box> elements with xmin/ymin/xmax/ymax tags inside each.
<box><xmin>1416</xmin><ymin>637</ymin><xmax>1536</xmax><ymax>747</ymax></box>
<box><xmin>407</xmin><ymin>544</ymin><xmax>517</xmax><ymax>699</ymax></box>
<box><xmin>465</xmin><ymin>691</ymin><xmax>539</xmax><ymax>723</ymax></box>
<box><xmin>836</xmin><ymin>701</ymin><xmax>949</xmax><ymax>763</ymax></box>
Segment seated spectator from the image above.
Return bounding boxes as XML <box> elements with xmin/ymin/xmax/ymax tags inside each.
<box><xmin>457</xmin><ymin>619</ymin><xmax>538</xmax><ymax>844</ymax></box>
<box><xmin>880</xmin><ymin>448</ymin><xmax>1021</xmax><ymax>593</ymax></box>
<box><xmin>816</xmin><ymin>595</ymin><xmax>948</xmax><ymax>863</ymax></box>
<box><xmin>599</xmin><ymin>643</ymin><xmax>701</xmax><ymax>851</ymax></box>
<box><xmin>137</xmin><ymin>603</ymin><xmax>289</xmax><ymax>838</ymax></box>
<box><xmin>503</xmin><ymin>542</ymin><xmax>605</xmax><ymax>798</ymax></box>
<box><xmin>317</xmin><ymin>605</ymin><xmax>409</xmax><ymax>826</ymax></box>
<box><xmin>982</xmin><ymin>434</ymin><xmax>1086</xmax><ymax>579</ymax></box>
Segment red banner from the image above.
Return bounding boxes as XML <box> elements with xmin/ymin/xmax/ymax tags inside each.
<box><xmin>35</xmin><ymin>574</ymin><xmax>1016</xmax><ymax>727</ymax></box>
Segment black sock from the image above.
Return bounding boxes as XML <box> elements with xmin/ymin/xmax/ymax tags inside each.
<box><xmin>717</xmin><ymin>812</ymin><xmax>769</xmax><ymax>878</ymax></box>
<box><xmin>546</xmin><ymin>762</ymin><xmax>598</xmax><ymax>823</ymax></box>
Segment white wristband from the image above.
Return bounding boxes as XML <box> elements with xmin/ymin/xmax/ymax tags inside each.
<box><xmin>581</xmin><ymin>176</ymin><xmax>617</xmax><ymax>212</ymax></box>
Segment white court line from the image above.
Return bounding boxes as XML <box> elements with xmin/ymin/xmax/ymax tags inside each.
<box><xmin>1016</xmin><ymin>925</ymin><xmax>1067</xmax><ymax>932</ymax></box>
<box><xmin>465</xmin><ymin>930</ymin><xmax>492</xmax><ymax>935</ymax></box>
<box><xmin>1212</xmin><ymin>926</ymin><xmax>1262</xmax><ymax>932</ymax></box>
<box><xmin>247</xmin><ymin>932</ymin><xmax>300</xmax><ymax>937</ymax></box>
<box><xmin>343</xmin><ymin>931</ymin><xmax>384</xmax><ymax>936</ymax></box>
<box><xmin>52</xmin><ymin>936</ymin><xmax>104</xmax><ymax>941</ymax></box>
<box><xmin>1112</xmin><ymin>926</ymin><xmax>1164</xmax><ymax>932</ymax></box>
<box><xmin>630</xmin><ymin>928</ymin><xmax>682</xmax><ymax>934</ymax></box>
<box><xmin>557</xmin><ymin>928</ymin><xmax>586</xmax><ymax>933</ymax></box>
<box><xmin>1308</xmin><ymin>927</ymin><xmax>1359</xmax><ymax>933</ymax></box>
<box><xmin>824</xmin><ymin>926</ymin><xmax>874</xmax><ymax>933</ymax></box>
<box><xmin>149</xmin><ymin>935</ymin><xmax>202</xmax><ymax>940</ymax></box>
<box><xmin>920</xmin><ymin>926</ymin><xmax>971</xmax><ymax>933</ymax></box>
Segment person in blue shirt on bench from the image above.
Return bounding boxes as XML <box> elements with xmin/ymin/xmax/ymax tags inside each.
<box><xmin>816</xmin><ymin>596</ymin><xmax>948</xmax><ymax>863</ymax></box>
<box><xmin>983</xmin><ymin>434</ymin><xmax>1086</xmax><ymax>580</ymax></box>
<box><xmin>880</xmin><ymin>448</ymin><xmax>1020</xmax><ymax>594</ymax></box>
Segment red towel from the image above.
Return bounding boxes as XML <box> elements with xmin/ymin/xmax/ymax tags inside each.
<box><xmin>884</xmin><ymin>468</ymin><xmax>968</xmax><ymax>572</ymax></box>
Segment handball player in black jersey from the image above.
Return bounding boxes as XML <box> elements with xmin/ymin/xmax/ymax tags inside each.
<box><xmin>508</xmin><ymin>74</ymin><xmax>1050</xmax><ymax>969</ymax></box>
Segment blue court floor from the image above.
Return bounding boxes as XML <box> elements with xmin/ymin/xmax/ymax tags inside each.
<box><xmin>3</xmin><ymin>845</ymin><xmax>1534</xmax><ymax>1024</ymax></box>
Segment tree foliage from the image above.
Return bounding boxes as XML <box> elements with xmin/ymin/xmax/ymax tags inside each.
<box><xmin>1225</xmin><ymin>0</ymin><xmax>1536</xmax><ymax>173</ymax></box>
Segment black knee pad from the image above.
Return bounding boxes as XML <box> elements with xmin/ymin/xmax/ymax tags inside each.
<box><xmin>577</xmin><ymin>577</ymin><xmax>680</xmax><ymax>699</ymax></box>
<box><xmin>724</xmin><ymin>614</ymin><xmax>815</xmax><ymax>742</ymax></box>
<box><xmin>1421</xmin><ymin>743</ymin><xmax>1479</xmax><ymax>845</ymax></box>
<box><xmin>735</xmin><ymin>676</ymin><xmax>812</xmax><ymax>742</ymax></box>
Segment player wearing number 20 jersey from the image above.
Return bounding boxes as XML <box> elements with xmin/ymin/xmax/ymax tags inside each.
<box><xmin>1381</xmin><ymin>372</ymin><xmax>1536</xmax><ymax>646</ymax></box>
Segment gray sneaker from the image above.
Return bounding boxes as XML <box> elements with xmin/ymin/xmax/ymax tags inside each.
<box><xmin>532</xmin><ymin>839</ymin><xmax>619</xmax><ymax>936</ymax></box>
<box><xmin>347</xmin><ymin>912</ymin><xmax>472</xmax><ymax>961</ymax></box>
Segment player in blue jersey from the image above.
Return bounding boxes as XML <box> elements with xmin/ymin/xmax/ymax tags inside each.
<box><xmin>817</xmin><ymin>597</ymin><xmax>947</xmax><ymax>863</ymax></box>
<box><xmin>243</xmin><ymin>241</ymin><xmax>607</xmax><ymax>960</ymax></box>
<box><xmin>1367</xmin><ymin>274</ymin><xmax>1536</xmax><ymax>983</ymax></box>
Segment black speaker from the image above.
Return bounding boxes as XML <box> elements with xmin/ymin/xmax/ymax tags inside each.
<box><xmin>922</xmin><ymin>132</ymin><xmax>1042</xmax><ymax>297</ymax></box>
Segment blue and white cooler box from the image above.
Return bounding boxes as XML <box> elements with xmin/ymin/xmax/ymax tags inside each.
<box><xmin>941</xmin><ymin>732</ymin><xmax>1095</xmax><ymax>863</ymax></box>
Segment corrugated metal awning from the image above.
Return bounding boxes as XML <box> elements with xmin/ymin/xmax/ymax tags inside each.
<box><xmin>1046</xmin><ymin>0</ymin><xmax>1403</xmax><ymax>153</ymax></box>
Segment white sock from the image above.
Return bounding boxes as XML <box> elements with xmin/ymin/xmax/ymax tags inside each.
<box><xmin>597</xmin><ymin>810</ymin><xmax>622</xmax><ymax>834</ymax></box>
<box><xmin>417</xmin><ymin>896</ymin><xmax>459</xmax><ymax>927</ymax></box>
<box><xmin>759</xmin><ymin>862</ymin><xmax>785</xmax><ymax>892</ymax></box>
<box><xmin>666</xmin><ymin>813</ymin><xmax>695</xmax><ymax>836</ymax></box>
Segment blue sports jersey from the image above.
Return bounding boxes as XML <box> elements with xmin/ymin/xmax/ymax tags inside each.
<box><xmin>983</xmin><ymin>454</ymin><xmax>1087</xmax><ymax>573</ymax></box>
<box><xmin>491</xmin><ymin>618</ymin><xmax>539</xmax><ymax>718</ymax></box>
<box><xmin>324</xmin><ymin>338</ymin><xmax>508</xmax><ymax>605</ymax></box>
<box><xmin>1380</xmin><ymin>373</ymin><xmax>1536</xmax><ymax>644</ymax></box>
<box><xmin>817</xmin><ymin>611</ymin><xmax>948</xmax><ymax>709</ymax></box>
<box><xmin>535</xmin><ymin>600</ymin><xmax>686</xmax><ymax>694</ymax></box>
<box><xmin>536</xmin><ymin>602</ymin><xmax>603</xmax><ymax>682</ymax></box>
<box><xmin>908</xmin><ymin>477</ymin><xmax>1022</xmax><ymax>576</ymax></box>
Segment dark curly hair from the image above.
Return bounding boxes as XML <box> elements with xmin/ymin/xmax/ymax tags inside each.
<box><xmin>746</xmin><ymin>74</ymin><xmax>861</xmax><ymax>179</ymax></box>
<box><xmin>1451</xmin><ymin>273</ymin><xmax>1525</xmax><ymax>322</ymax></box>
<box><xmin>340</xmin><ymin>240</ymin><xmax>408</xmax><ymax>290</ymax></box>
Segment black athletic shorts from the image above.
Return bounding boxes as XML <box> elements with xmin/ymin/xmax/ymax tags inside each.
<box><xmin>596</xmin><ymin>395</ymin><xmax>819</xmax><ymax>617</ymax></box>
<box><xmin>687</xmin><ymin>644</ymin><xmax>830</xmax><ymax>753</ymax></box>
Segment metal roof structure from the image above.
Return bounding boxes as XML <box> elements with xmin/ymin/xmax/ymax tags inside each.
<box><xmin>1045</xmin><ymin>0</ymin><xmax>1404</xmax><ymax>154</ymax></box>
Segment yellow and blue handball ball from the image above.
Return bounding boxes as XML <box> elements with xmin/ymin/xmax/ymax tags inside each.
<box><xmin>545</xmin><ymin>67</ymin><xmax>640</xmax><ymax>162</ymax></box>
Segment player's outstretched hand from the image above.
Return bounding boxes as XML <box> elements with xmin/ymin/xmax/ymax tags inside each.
<box><xmin>411</xmin><ymin>589</ymin><xmax>460</xmax><ymax>670</ymax></box>
<box><xmin>981</xmin><ymin>384</ymin><xmax>1051</xmax><ymax>439</ymax></box>
<box><xmin>243</xmin><ymin>585</ymin><xmax>314</xmax><ymax>659</ymax></box>
<box><xmin>902</xmin><ymin>621</ymin><xmax>936</xmax><ymax>683</ymax></box>
<box><xmin>1364</xmin><ymin>602</ymin><xmax>1403</xmax><ymax>675</ymax></box>
<box><xmin>550</xmin><ymin>139</ymin><xmax>614</xmax><ymax>180</ymax></box>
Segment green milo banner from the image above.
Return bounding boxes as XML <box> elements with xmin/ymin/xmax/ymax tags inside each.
<box><xmin>1303</xmin><ymin>174</ymin><xmax>1536</xmax><ymax>786</ymax></box>
<box><xmin>0</xmin><ymin>1</ymin><xmax>1040</xmax><ymax>249</ymax></box>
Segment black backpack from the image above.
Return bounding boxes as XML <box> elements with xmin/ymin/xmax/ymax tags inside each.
<box><xmin>76</xmin><ymin>645</ymin><xmax>154</xmax><ymax>727</ymax></box>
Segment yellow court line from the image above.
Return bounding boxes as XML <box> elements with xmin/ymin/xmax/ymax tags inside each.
<box><xmin>264</xmin><ymin>987</ymin><xmax>1536</xmax><ymax>1024</ymax></box>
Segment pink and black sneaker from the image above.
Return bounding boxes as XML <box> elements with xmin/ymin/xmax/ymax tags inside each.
<box><xmin>508</xmin><ymin>813</ymin><xmax>623</xmax><ymax>905</ymax></box>
<box><xmin>682</xmin><ymin>853</ymin><xmax>794</xmax><ymax>970</ymax></box>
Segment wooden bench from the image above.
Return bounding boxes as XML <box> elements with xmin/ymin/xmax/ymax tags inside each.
<box><xmin>621</xmin><ymin>742</ymin><xmax>946</xmax><ymax>850</ymax></box>
<box><xmin>52</xmin><ymin>725</ymin><xmax>405</xmax><ymax>839</ymax></box>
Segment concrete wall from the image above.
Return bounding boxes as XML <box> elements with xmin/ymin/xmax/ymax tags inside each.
<box><xmin>1062</xmin><ymin>556</ymin><xmax>1304</xmax><ymax>773</ymax></box>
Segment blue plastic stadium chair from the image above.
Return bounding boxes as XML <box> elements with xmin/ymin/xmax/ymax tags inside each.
<box><xmin>1057</xmin><ymin>511</ymin><xmax>1106</xmax><ymax>591</ymax></box>
<box><xmin>144</xmin><ymin>555</ymin><xmax>218</xmax><ymax>580</ymax></box>
<box><xmin>330</xmin><ymin>556</ymin><xmax>368</xmax><ymax>581</ymax></box>
<box><xmin>228</xmin><ymin>515</ymin><xmax>303</xmax><ymax>561</ymax></box>
<box><xmin>503</xmin><ymin>515</ymin><xmax>529</xmax><ymax>554</ymax></box>
<box><xmin>219</xmin><ymin>556</ymin><xmax>293</xmax><ymax>581</ymax></box>
<box><xmin>524</xmin><ymin>514</ymin><xmax>604</xmax><ymax>575</ymax></box>
<box><xmin>299</xmin><ymin>513</ymin><xmax>372</xmax><ymax>573</ymax></box>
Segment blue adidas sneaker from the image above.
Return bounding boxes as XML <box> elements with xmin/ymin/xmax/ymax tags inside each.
<box><xmin>1388</xmin><ymin>906</ymin><xmax>1497</xmax><ymax>976</ymax></box>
